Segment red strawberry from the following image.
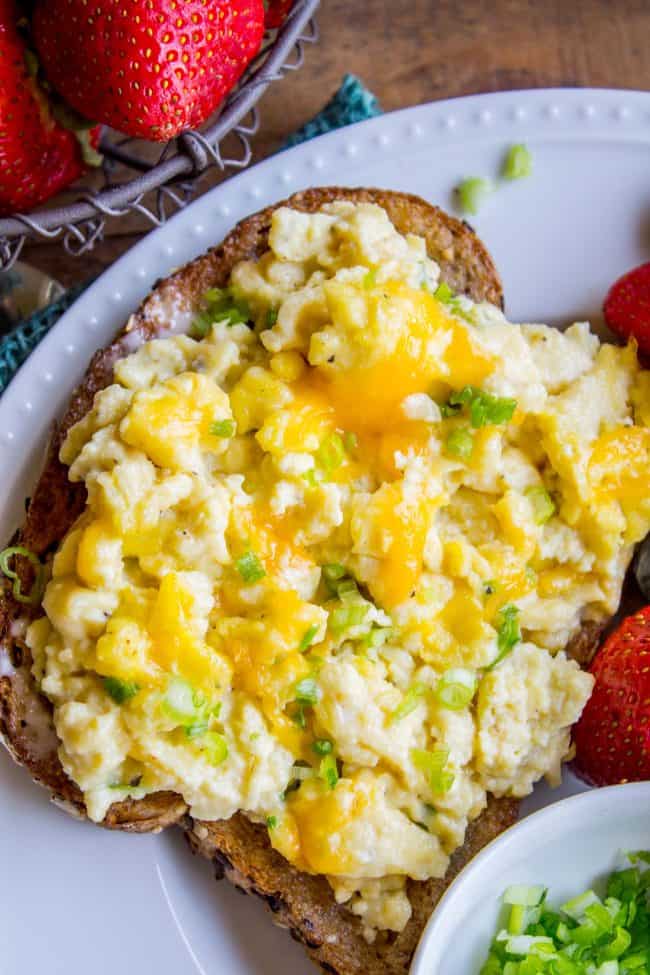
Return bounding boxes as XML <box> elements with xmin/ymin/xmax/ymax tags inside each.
<box><xmin>31</xmin><ymin>0</ymin><xmax>265</xmax><ymax>143</ymax></box>
<box><xmin>265</xmin><ymin>0</ymin><xmax>294</xmax><ymax>28</ymax></box>
<box><xmin>0</xmin><ymin>0</ymin><xmax>100</xmax><ymax>216</ymax></box>
<box><xmin>604</xmin><ymin>262</ymin><xmax>650</xmax><ymax>356</ymax></box>
<box><xmin>572</xmin><ymin>606</ymin><xmax>650</xmax><ymax>786</ymax></box>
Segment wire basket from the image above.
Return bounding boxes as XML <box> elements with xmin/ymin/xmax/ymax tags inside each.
<box><xmin>0</xmin><ymin>0</ymin><xmax>319</xmax><ymax>272</ymax></box>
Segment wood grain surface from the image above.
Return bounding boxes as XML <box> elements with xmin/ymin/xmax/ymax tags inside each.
<box><xmin>22</xmin><ymin>0</ymin><xmax>650</xmax><ymax>288</ymax></box>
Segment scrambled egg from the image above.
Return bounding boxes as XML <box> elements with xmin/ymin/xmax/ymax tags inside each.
<box><xmin>27</xmin><ymin>201</ymin><xmax>650</xmax><ymax>939</ymax></box>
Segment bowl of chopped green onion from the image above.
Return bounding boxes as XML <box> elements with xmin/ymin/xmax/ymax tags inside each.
<box><xmin>410</xmin><ymin>782</ymin><xmax>650</xmax><ymax>975</ymax></box>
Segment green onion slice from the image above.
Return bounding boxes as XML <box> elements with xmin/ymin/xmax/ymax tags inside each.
<box><xmin>210</xmin><ymin>419</ymin><xmax>235</xmax><ymax>438</ymax></box>
<box><xmin>456</xmin><ymin>177</ymin><xmax>493</xmax><ymax>215</ymax></box>
<box><xmin>201</xmin><ymin>731</ymin><xmax>228</xmax><ymax>766</ymax></box>
<box><xmin>319</xmin><ymin>753</ymin><xmax>339</xmax><ymax>789</ymax></box>
<box><xmin>103</xmin><ymin>676</ymin><xmax>140</xmax><ymax>704</ymax></box>
<box><xmin>441</xmin><ymin>386</ymin><xmax>517</xmax><ymax>428</ymax></box>
<box><xmin>411</xmin><ymin>746</ymin><xmax>455</xmax><ymax>794</ymax></box>
<box><xmin>192</xmin><ymin>287</ymin><xmax>250</xmax><ymax>337</ymax></box>
<box><xmin>294</xmin><ymin>677</ymin><xmax>320</xmax><ymax>706</ymax></box>
<box><xmin>0</xmin><ymin>546</ymin><xmax>45</xmax><ymax>606</ymax></box>
<box><xmin>235</xmin><ymin>550</ymin><xmax>266</xmax><ymax>584</ymax></box>
<box><xmin>266</xmin><ymin>814</ymin><xmax>278</xmax><ymax>829</ymax></box>
<box><xmin>486</xmin><ymin>604</ymin><xmax>521</xmax><ymax>671</ymax></box>
<box><xmin>298</xmin><ymin>624</ymin><xmax>320</xmax><ymax>652</ymax></box>
<box><xmin>390</xmin><ymin>682</ymin><xmax>429</xmax><ymax>723</ymax></box>
<box><xmin>436</xmin><ymin>668</ymin><xmax>477</xmax><ymax>710</ymax></box>
<box><xmin>312</xmin><ymin>738</ymin><xmax>333</xmax><ymax>756</ymax></box>
<box><xmin>502</xmin><ymin>143</ymin><xmax>533</xmax><ymax>181</ymax></box>
<box><xmin>445</xmin><ymin>426</ymin><xmax>474</xmax><ymax>459</ymax></box>
<box><xmin>525</xmin><ymin>484</ymin><xmax>556</xmax><ymax>524</ymax></box>
<box><xmin>316</xmin><ymin>433</ymin><xmax>346</xmax><ymax>475</ymax></box>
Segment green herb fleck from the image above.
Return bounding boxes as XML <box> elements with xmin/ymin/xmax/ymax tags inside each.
<box><xmin>319</xmin><ymin>753</ymin><xmax>339</xmax><ymax>789</ymax></box>
<box><xmin>210</xmin><ymin>418</ymin><xmax>235</xmax><ymax>438</ymax></box>
<box><xmin>103</xmin><ymin>676</ymin><xmax>140</xmax><ymax>704</ymax></box>
<box><xmin>298</xmin><ymin>624</ymin><xmax>320</xmax><ymax>653</ymax></box>
<box><xmin>525</xmin><ymin>485</ymin><xmax>556</xmax><ymax>525</ymax></box>
<box><xmin>235</xmin><ymin>551</ymin><xmax>266</xmax><ymax>584</ymax></box>
<box><xmin>192</xmin><ymin>286</ymin><xmax>250</xmax><ymax>337</ymax></box>
<box><xmin>456</xmin><ymin>177</ymin><xmax>493</xmax><ymax>215</ymax></box>
<box><xmin>266</xmin><ymin>307</ymin><xmax>279</xmax><ymax>327</ymax></box>
<box><xmin>487</xmin><ymin>604</ymin><xmax>521</xmax><ymax>670</ymax></box>
<box><xmin>312</xmin><ymin>738</ymin><xmax>333</xmax><ymax>756</ymax></box>
<box><xmin>266</xmin><ymin>815</ymin><xmax>278</xmax><ymax>829</ymax></box>
<box><xmin>294</xmin><ymin>677</ymin><xmax>320</xmax><ymax>706</ymax></box>
<box><xmin>502</xmin><ymin>143</ymin><xmax>533</xmax><ymax>181</ymax></box>
<box><xmin>445</xmin><ymin>426</ymin><xmax>474</xmax><ymax>459</ymax></box>
<box><xmin>441</xmin><ymin>386</ymin><xmax>517</xmax><ymax>429</ymax></box>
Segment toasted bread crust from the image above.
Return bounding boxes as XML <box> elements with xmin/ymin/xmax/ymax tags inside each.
<box><xmin>185</xmin><ymin>795</ymin><xmax>519</xmax><ymax>975</ymax></box>
<box><xmin>0</xmin><ymin>188</ymin><xmax>592</xmax><ymax>972</ymax></box>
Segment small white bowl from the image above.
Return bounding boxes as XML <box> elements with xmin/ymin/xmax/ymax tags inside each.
<box><xmin>410</xmin><ymin>782</ymin><xmax>650</xmax><ymax>975</ymax></box>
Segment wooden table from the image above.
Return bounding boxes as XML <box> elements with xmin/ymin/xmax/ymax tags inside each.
<box><xmin>25</xmin><ymin>0</ymin><xmax>650</xmax><ymax>289</ymax></box>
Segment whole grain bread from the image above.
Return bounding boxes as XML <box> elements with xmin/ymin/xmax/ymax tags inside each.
<box><xmin>0</xmin><ymin>188</ymin><xmax>599</xmax><ymax>973</ymax></box>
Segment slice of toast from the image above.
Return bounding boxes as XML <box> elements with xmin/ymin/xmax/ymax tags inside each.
<box><xmin>0</xmin><ymin>188</ymin><xmax>595</xmax><ymax>972</ymax></box>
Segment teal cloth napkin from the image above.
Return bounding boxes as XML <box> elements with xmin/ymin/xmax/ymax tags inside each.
<box><xmin>0</xmin><ymin>74</ymin><xmax>381</xmax><ymax>395</ymax></box>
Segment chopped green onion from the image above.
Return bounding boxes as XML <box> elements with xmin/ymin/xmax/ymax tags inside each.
<box><xmin>503</xmin><ymin>885</ymin><xmax>547</xmax><ymax>907</ymax></box>
<box><xmin>336</xmin><ymin>578</ymin><xmax>360</xmax><ymax>600</ymax></box>
<box><xmin>502</xmin><ymin>143</ymin><xmax>533</xmax><ymax>181</ymax></box>
<box><xmin>525</xmin><ymin>485</ymin><xmax>556</xmax><ymax>524</ymax></box>
<box><xmin>322</xmin><ymin>563</ymin><xmax>346</xmax><ymax>584</ymax></box>
<box><xmin>441</xmin><ymin>386</ymin><xmax>517</xmax><ymax>428</ymax></box>
<box><xmin>561</xmin><ymin>890</ymin><xmax>601</xmax><ymax>921</ymax></box>
<box><xmin>266</xmin><ymin>307</ymin><xmax>279</xmax><ymax>327</ymax></box>
<box><xmin>343</xmin><ymin>431</ymin><xmax>358</xmax><ymax>452</ymax></box>
<box><xmin>486</xmin><ymin>604</ymin><xmax>521</xmax><ymax>670</ymax></box>
<box><xmin>411</xmin><ymin>746</ymin><xmax>455</xmax><ymax>794</ymax></box>
<box><xmin>329</xmin><ymin>601</ymin><xmax>369</xmax><ymax>635</ymax></box>
<box><xmin>436</xmin><ymin>668</ymin><xmax>477</xmax><ymax>710</ymax></box>
<box><xmin>210</xmin><ymin>418</ymin><xmax>235</xmax><ymax>438</ymax></box>
<box><xmin>312</xmin><ymin>738</ymin><xmax>333</xmax><ymax>756</ymax></box>
<box><xmin>103</xmin><ymin>676</ymin><xmax>140</xmax><ymax>704</ymax></box>
<box><xmin>0</xmin><ymin>545</ymin><xmax>45</xmax><ymax>606</ymax></box>
<box><xmin>390</xmin><ymin>682</ymin><xmax>429</xmax><ymax>723</ymax></box>
<box><xmin>192</xmin><ymin>287</ymin><xmax>250</xmax><ymax>337</ymax></box>
<box><xmin>266</xmin><ymin>815</ymin><xmax>278</xmax><ymax>829</ymax></box>
<box><xmin>184</xmin><ymin>721</ymin><xmax>209</xmax><ymax>739</ymax></box>
<box><xmin>201</xmin><ymin>731</ymin><xmax>228</xmax><ymax>766</ymax></box>
<box><xmin>361</xmin><ymin>625</ymin><xmax>392</xmax><ymax>650</ymax></box>
<box><xmin>456</xmin><ymin>177</ymin><xmax>493</xmax><ymax>215</ymax></box>
<box><xmin>235</xmin><ymin>550</ymin><xmax>266</xmax><ymax>584</ymax></box>
<box><xmin>294</xmin><ymin>677</ymin><xmax>320</xmax><ymax>706</ymax></box>
<box><xmin>319</xmin><ymin>753</ymin><xmax>339</xmax><ymax>789</ymax></box>
<box><xmin>363</xmin><ymin>268</ymin><xmax>377</xmax><ymax>289</ymax></box>
<box><xmin>298</xmin><ymin>624</ymin><xmax>320</xmax><ymax>652</ymax></box>
<box><xmin>481</xmin><ymin>855</ymin><xmax>650</xmax><ymax>975</ymax></box>
<box><xmin>446</xmin><ymin>426</ymin><xmax>474</xmax><ymax>459</ymax></box>
<box><xmin>434</xmin><ymin>281</ymin><xmax>454</xmax><ymax>304</ymax></box>
<box><xmin>162</xmin><ymin>677</ymin><xmax>200</xmax><ymax>723</ymax></box>
<box><xmin>316</xmin><ymin>433</ymin><xmax>346</xmax><ymax>475</ymax></box>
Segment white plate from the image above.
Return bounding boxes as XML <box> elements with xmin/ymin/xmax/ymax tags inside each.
<box><xmin>411</xmin><ymin>782</ymin><xmax>650</xmax><ymax>975</ymax></box>
<box><xmin>2</xmin><ymin>87</ymin><xmax>649</xmax><ymax>975</ymax></box>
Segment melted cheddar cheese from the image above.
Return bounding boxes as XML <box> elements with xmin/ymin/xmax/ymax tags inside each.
<box><xmin>28</xmin><ymin>201</ymin><xmax>650</xmax><ymax>940</ymax></box>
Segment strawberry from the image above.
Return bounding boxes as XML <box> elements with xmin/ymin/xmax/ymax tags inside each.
<box><xmin>572</xmin><ymin>606</ymin><xmax>650</xmax><ymax>786</ymax></box>
<box><xmin>603</xmin><ymin>262</ymin><xmax>650</xmax><ymax>356</ymax></box>
<box><xmin>0</xmin><ymin>0</ymin><xmax>100</xmax><ymax>216</ymax></box>
<box><xmin>265</xmin><ymin>0</ymin><xmax>294</xmax><ymax>28</ymax></box>
<box><xmin>31</xmin><ymin>0</ymin><xmax>265</xmax><ymax>143</ymax></box>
